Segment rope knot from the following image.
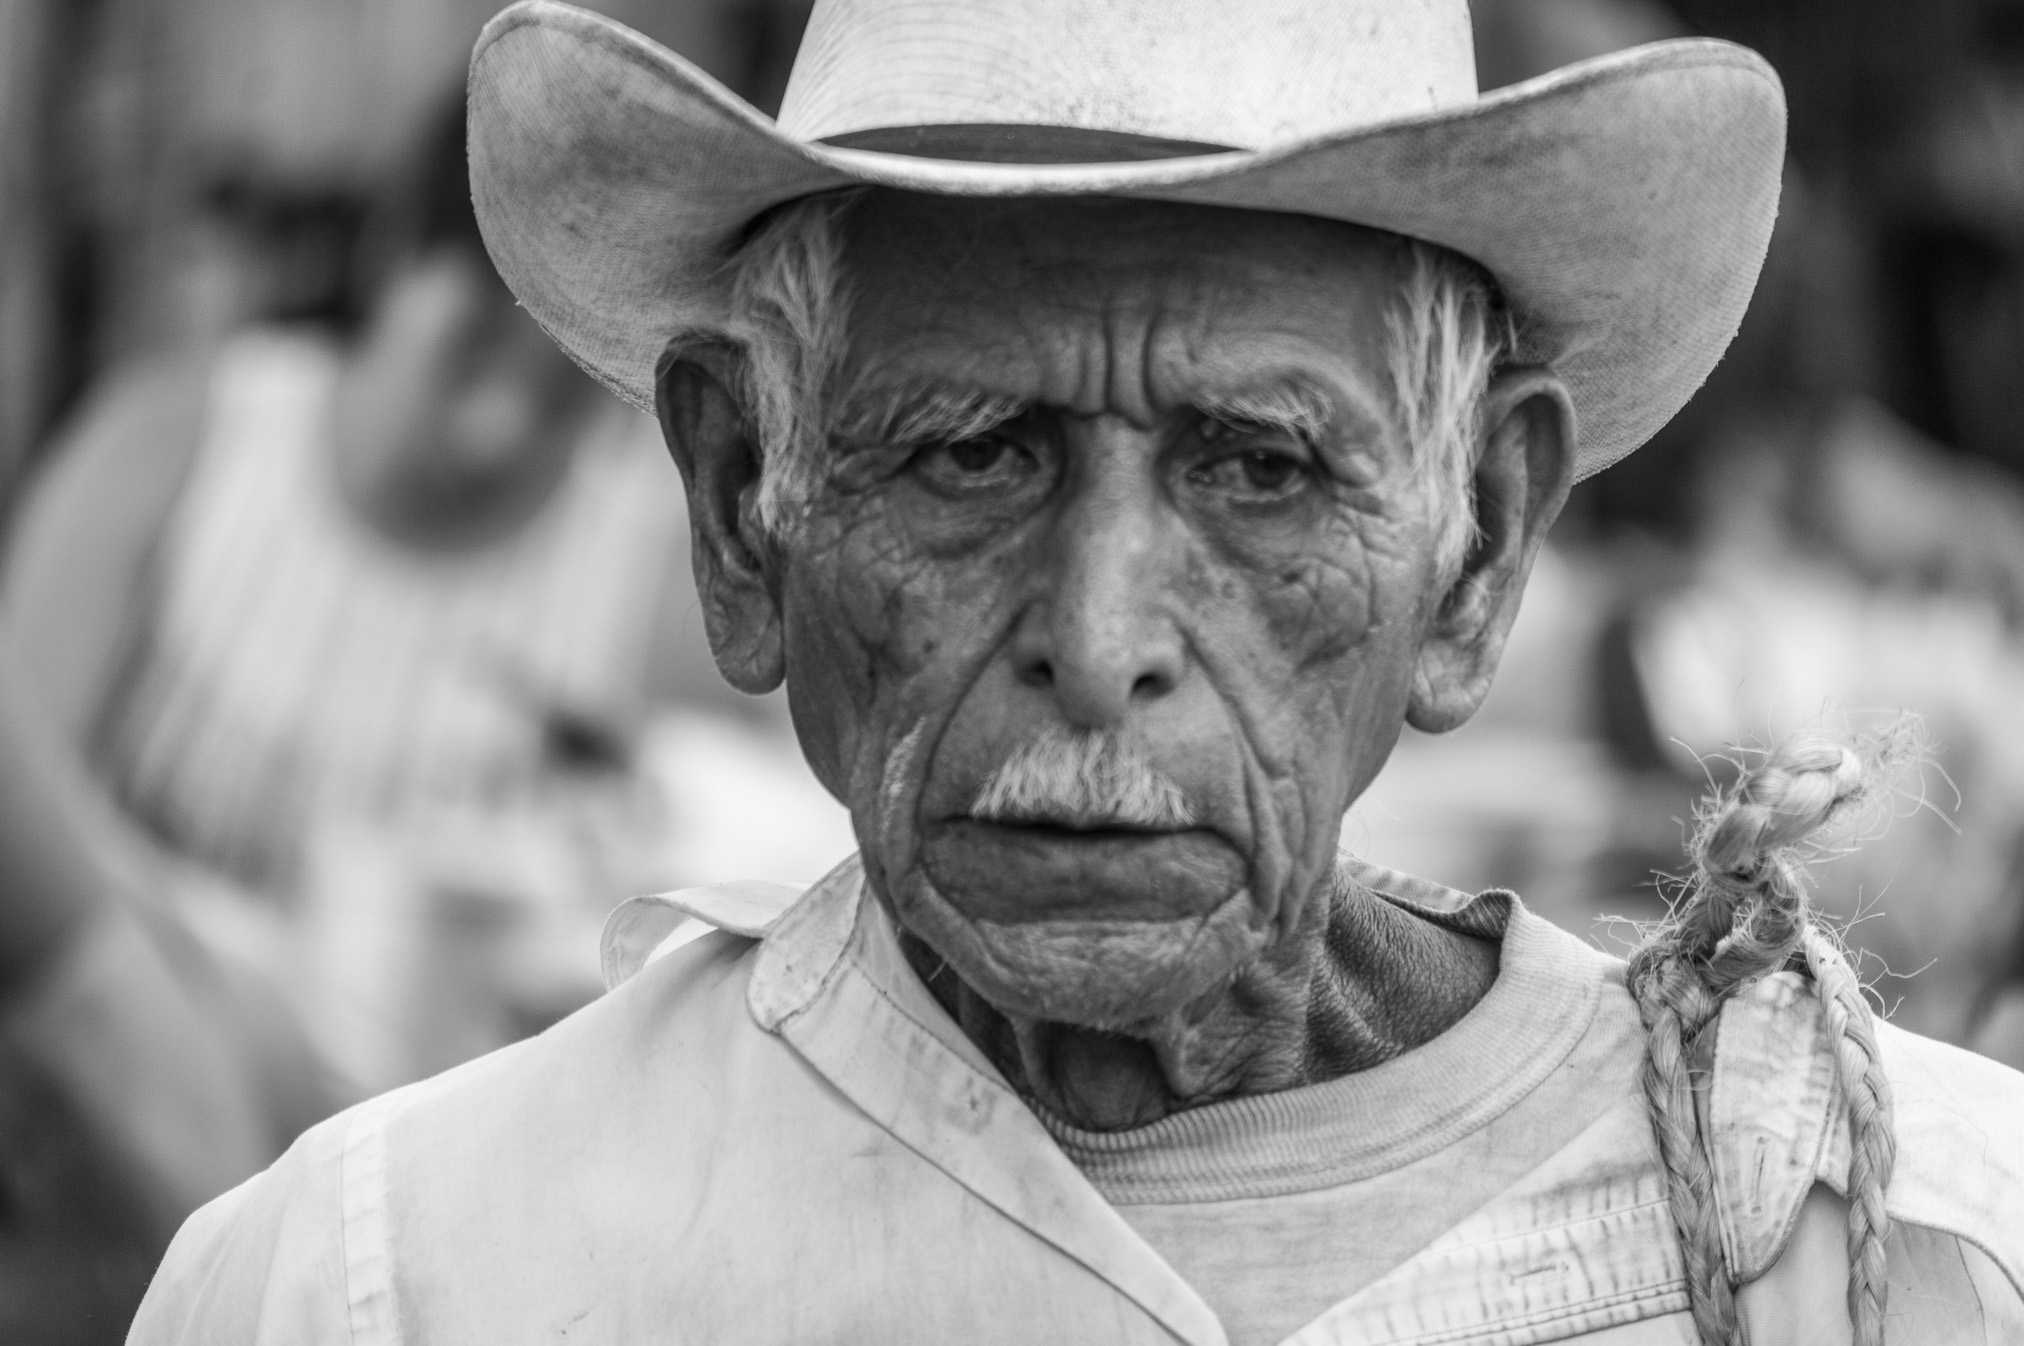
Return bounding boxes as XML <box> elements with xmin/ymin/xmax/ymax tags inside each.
<box><xmin>1627</xmin><ymin>719</ymin><xmax>1924</xmax><ymax>1346</ymax></box>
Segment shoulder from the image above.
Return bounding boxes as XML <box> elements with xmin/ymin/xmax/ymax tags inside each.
<box><xmin>409</xmin><ymin>919</ymin><xmax>768</xmax><ymax>1121</ymax></box>
<box><xmin>1732</xmin><ymin>1023</ymin><xmax>2024</xmax><ymax>1341</ymax></box>
<box><xmin>131</xmin><ymin>928</ymin><xmax>773</xmax><ymax>1343</ymax></box>
<box><xmin>375</xmin><ymin>922</ymin><xmax>775</xmax><ymax>1189</ymax></box>
<box><xmin>1870</xmin><ymin>1020</ymin><xmax>2024</xmax><ymax>1290</ymax></box>
<box><xmin>1875</xmin><ymin>1015</ymin><xmax>2024</xmax><ymax>1159</ymax></box>
<box><xmin>128</xmin><ymin>1098</ymin><xmax>353</xmax><ymax>1345</ymax></box>
<box><xmin>3</xmin><ymin>354</ymin><xmax>211</xmax><ymax>736</ymax></box>
<box><xmin>10</xmin><ymin>350</ymin><xmax>214</xmax><ymax>553</ymax></box>
<box><xmin>388</xmin><ymin>880</ymin><xmax>820</xmax><ymax>1179</ymax></box>
<box><xmin>1710</xmin><ymin>973</ymin><xmax>2024</xmax><ymax>1299</ymax></box>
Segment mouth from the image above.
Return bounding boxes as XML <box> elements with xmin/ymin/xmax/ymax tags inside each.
<box><xmin>919</xmin><ymin>818</ymin><xmax>1247</xmax><ymax>924</ymax></box>
<box><xmin>980</xmin><ymin>815</ymin><xmax>1176</xmax><ymax>838</ymax></box>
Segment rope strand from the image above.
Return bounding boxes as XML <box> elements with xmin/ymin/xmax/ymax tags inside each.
<box><xmin>1627</xmin><ymin>726</ymin><xmax>1915</xmax><ymax>1346</ymax></box>
<box><xmin>1805</xmin><ymin>929</ymin><xmax>1897</xmax><ymax>1342</ymax></box>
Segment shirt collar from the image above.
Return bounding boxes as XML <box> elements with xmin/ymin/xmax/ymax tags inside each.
<box><xmin>747</xmin><ymin>855</ymin><xmax>1230</xmax><ymax>1345</ymax></box>
<box><xmin>604</xmin><ymin>856</ymin><xmax>1614</xmax><ymax>1346</ymax></box>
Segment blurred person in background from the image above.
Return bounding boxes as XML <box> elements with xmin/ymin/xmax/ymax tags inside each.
<box><xmin>0</xmin><ymin>96</ymin><xmax>849</xmax><ymax>1097</ymax></box>
<box><xmin>1614</xmin><ymin>211</ymin><xmax>2024</xmax><ymax>1070</ymax></box>
<box><xmin>1572</xmin><ymin>1</ymin><xmax>2024</xmax><ymax>1068</ymax></box>
<box><xmin>0</xmin><ymin>627</ymin><xmax>325</xmax><ymax>1344</ymax></box>
<box><xmin>0</xmin><ymin>3</ymin><xmax>831</xmax><ymax>1337</ymax></box>
<box><xmin>1352</xmin><ymin>0</ymin><xmax>2024</xmax><ymax>1075</ymax></box>
<box><xmin>1</xmin><ymin>7</ymin><xmax>833</xmax><ymax>1332</ymax></box>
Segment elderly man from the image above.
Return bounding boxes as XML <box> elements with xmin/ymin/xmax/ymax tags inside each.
<box><xmin>130</xmin><ymin>1</ymin><xmax>2023</xmax><ymax>1343</ymax></box>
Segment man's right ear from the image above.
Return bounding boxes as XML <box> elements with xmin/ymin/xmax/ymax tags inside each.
<box><xmin>655</xmin><ymin>338</ymin><xmax>785</xmax><ymax>695</ymax></box>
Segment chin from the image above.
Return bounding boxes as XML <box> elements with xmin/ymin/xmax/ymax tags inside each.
<box><xmin>894</xmin><ymin>877</ymin><xmax>1267</xmax><ymax>1029</ymax></box>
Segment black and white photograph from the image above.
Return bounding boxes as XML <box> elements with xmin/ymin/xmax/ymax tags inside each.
<box><xmin>1</xmin><ymin>0</ymin><xmax>2021</xmax><ymax>1341</ymax></box>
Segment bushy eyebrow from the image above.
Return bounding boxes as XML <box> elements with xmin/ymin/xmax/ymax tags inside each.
<box><xmin>834</xmin><ymin>381</ymin><xmax>1028</xmax><ymax>448</ymax></box>
<box><xmin>1194</xmin><ymin>379</ymin><xmax>1337</xmax><ymax>443</ymax></box>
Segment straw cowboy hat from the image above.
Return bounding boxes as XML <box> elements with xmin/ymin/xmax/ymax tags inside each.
<box><xmin>468</xmin><ymin>0</ymin><xmax>1785</xmax><ymax>477</ymax></box>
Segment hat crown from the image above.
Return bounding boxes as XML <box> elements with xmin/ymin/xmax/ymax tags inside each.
<box><xmin>777</xmin><ymin>0</ymin><xmax>1479</xmax><ymax>150</ymax></box>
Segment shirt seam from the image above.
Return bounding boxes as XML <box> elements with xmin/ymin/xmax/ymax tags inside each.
<box><xmin>845</xmin><ymin>937</ymin><xmax>1025</xmax><ymax>1098</ymax></box>
<box><xmin>1889</xmin><ymin>1215</ymin><xmax>2024</xmax><ymax>1314</ymax></box>
<box><xmin>1418</xmin><ymin>1193</ymin><xmax>1676</xmax><ymax>1256</ymax></box>
<box><xmin>791</xmin><ymin>936</ymin><xmax>1228</xmax><ymax>1344</ymax></box>
<box><xmin>1383</xmin><ymin>1284</ymin><xmax>1691</xmax><ymax>1346</ymax></box>
<box><xmin>339</xmin><ymin>1092</ymin><xmax>401</xmax><ymax>1346</ymax></box>
<box><xmin>770</xmin><ymin>920</ymin><xmax>872</xmax><ymax>1035</ymax></box>
<box><xmin>749</xmin><ymin>857</ymin><xmax>866</xmax><ymax>1031</ymax></box>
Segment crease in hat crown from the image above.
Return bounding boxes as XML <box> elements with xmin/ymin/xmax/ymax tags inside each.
<box><xmin>777</xmin><ymin>0</ymin><xmax>1479</xmax><ymax>149</ymax></box>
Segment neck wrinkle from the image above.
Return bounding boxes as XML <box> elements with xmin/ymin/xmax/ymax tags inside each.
<box><xmin>898</xmin><ymin>864</ymin><xmax>1502</xmax><ymax>1132</ymax></box>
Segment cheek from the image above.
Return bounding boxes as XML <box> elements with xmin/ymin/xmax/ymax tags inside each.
<box><xmin>780</xmin><ymin>502</ymin><xmax>1027</xmax><ymax>827</ymax></box>
<box><xmin>1206</xmin><ymin>513</ymin><xmax>1424</xmax><ymax>712</ymax></box>
<box><xmin>1191</xmin><ymin>518</ymin><xmax>1427</xmax><ymax>840</ymax></box>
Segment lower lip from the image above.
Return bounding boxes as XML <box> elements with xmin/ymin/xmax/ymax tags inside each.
<box><xmin>919</xmin><ymin>820</ymin><xmax>1247</xmax><ymax>923</ymax></box>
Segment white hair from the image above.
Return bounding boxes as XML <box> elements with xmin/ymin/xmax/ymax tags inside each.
<box><xmin>1386</xmin><ymin>239</ymin><xmax>1513</xmax><ymax>584</ymax></box>
<box><xmin>715</xmin><ymin>191</ymin><xmax>1513</xmax><ymax>579</ymax></box>
<box><xmin>717</xmin><ymin>191</ymin><xmax>863</xmax><ymax>535</ymax></box>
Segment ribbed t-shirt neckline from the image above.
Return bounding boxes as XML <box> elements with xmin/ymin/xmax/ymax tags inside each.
<box><xmin>1036</xmin><ymin>897</ymin><xmax>1607</xmax><ymax>1204</ymax></box>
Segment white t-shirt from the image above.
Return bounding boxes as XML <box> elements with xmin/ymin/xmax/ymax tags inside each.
<box><xmin>1043</xmin><ymin>898</ymin><xmax>1639</xmax><ymax>1345</ymax></box>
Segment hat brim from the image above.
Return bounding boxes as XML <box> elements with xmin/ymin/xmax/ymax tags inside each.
<box><xmin>469</xmin><ymin>0</ymin><xmax>1785</xmax><ymax>478</ymax></box>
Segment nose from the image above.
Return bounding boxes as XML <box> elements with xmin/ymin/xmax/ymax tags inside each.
<box><xmin>1011</xmin><ymin>434</ymin><xmax>1186</xmax><ymax>727</ymax></box>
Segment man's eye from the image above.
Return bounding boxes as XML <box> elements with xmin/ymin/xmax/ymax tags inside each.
<box><xmin>946</xmin><ymin>438</ymin><xmax>1014</xmax><ymax>474</ymax></box>
<box><xmin>1188</xmin><ymin>449</ymin><xmax>1310</xmax><ymax>499</ymax></box>
<box><xmin>1236</xmin><ymin>451</ymin><xmax>1301</xmax><ymax>492</ymax></box>
<box><xmin>912</xmin><ymin>434</ymin><xmax>1039</xmax><ymax>493</ymax></box>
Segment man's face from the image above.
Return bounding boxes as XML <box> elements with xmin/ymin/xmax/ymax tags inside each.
<box><xmin>774</xmin><ymin>195</ymin><xmax>1457</xmax><ymax>1028</ymax></box>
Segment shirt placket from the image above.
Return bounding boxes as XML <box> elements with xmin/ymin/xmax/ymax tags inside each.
<box><xmin>752</xmin><ymin>867</ymin><xmax>1230</xmax><ymax>1346</ymax></box>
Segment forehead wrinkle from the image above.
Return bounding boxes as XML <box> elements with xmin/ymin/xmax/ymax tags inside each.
<box><xmin>981</xmin><ymin>255</ymin><xmax>1187</xmax><ymax>428</ymax></box>
<box><xmin>1127</xmin><ymin>289</ymin><xmax>1188</xmax><ymax>432</ymax></box>
<box><xmin>1024</xmin><ymin>280</ymin><xmax>1212</xmax><ymax>432</ymax></box>
<box><xmin>846</xmin><ymin>210</ymin><xmax>1398</xmax><ymax>442</ymax></box>
<box><xmin>1149</xmin><ymin>324</ymin><xmax>1394</xmax><ymax>446</ymax></box>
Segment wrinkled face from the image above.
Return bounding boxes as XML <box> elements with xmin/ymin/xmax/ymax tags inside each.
<box><xmin>778</xmin><ymin>196</ymin><xmax>1455</xmax><ymax>1028</ymax></box>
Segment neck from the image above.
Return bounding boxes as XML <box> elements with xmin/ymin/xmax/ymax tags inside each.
<box><xmin>901</xmin><ymin>867</ymin><xmax>1501</xmax><ymax>1131</ymax></box>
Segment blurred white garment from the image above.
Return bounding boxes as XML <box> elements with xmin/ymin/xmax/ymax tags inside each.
<box><xmin>99</xmin><ymin>329</ymin><xmax>682</xmax><ymax>893</ymax></box>
<box><xmin>634</xmin><ymin>710</ymin><xmax>858</xmax><ymax>886</ymax></box>
<box><xmin>84</xmin><ymin>327</ymin><xmax>862</xmax><ymax>1091</ymax></box>
<box><xmin>1634</xmin><ymin>548</ymin><xmax>2024</xmax><ymax>1044</ymax></box>
<box><xmin>1637</xmin><ymin>553</ymin><xmax>2024</xmax><ymax>778</ymax></box>
<box><xmin>300</xmin><ymin>710</ymin><xmax>853</xmax><ymax>1091</ymax></box>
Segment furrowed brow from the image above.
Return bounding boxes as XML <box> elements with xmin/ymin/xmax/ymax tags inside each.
<box><xmin>1196</xmin><ymin>379</ymin><xmax>1337</xmax><ymax>442</ymax></box>
<box><xmin>835</xmin><ymin>381</ymin><xmax>1027</xmax><ymax>448</ymax></box>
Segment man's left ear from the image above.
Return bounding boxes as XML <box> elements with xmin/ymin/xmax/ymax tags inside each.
<box><xmin>1407</xmin><ymin>368</ymin><xmax>1576</xmax><ymax>733</ymax></box>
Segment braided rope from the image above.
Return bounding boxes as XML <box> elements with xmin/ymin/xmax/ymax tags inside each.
<box><xmin>1805</xmin><ymin>929</ymin><xmax>1897</xmax><ymax>1342</ymax></box>
<box><xmin>1628</xmin><ymin>948</ymin><xmax>1739</xmax><ymax>1343</ymax></box>
<box><xmin>1626</xmin><ymin>730</ymin><xmax>1913</xmax><ymax>1345</ymax></box>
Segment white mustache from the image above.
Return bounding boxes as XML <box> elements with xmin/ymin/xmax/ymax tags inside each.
<box><xmin>971</xmin><ymin>727</ymin><xmax>1196</xmax><ymax>830</ymax></box>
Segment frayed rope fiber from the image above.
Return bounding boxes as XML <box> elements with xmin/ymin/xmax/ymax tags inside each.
<box><xmin>1627</xmin><ymin>721</ymin><xmax>1925</xmax><ymax>1346</ymax></box>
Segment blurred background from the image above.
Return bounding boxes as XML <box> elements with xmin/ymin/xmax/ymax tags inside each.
<box><xmin>0</xmin><ymin>0</ymin><xmax>2021</xmax><ymax>1338</ymax></box>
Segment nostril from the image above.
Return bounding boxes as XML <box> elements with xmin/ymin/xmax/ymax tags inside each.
<box><xmin>1017</xmin><ymin>658</ymin><xmax>1054</xmax><ymax>689</ymax></box>
<box><xmin>1131</xmin><ymin>671</ymin><xmax>1173</xmax><ymax>702</ymax></box>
